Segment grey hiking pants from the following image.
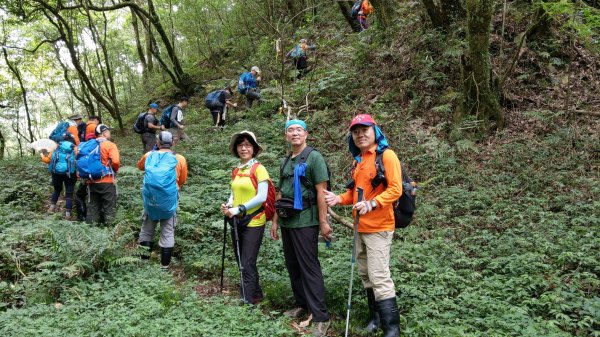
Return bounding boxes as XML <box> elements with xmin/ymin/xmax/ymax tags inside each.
<box><xmin>138</xmin><ymin>212</ymin><xmax>176</xmax><ymax>248</ymax></box>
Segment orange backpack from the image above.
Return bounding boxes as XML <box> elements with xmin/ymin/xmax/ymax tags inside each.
<box><xmin>232</xmin><ymin>162</ymin><xmax>277</xmax><ymax>221</ymax></box>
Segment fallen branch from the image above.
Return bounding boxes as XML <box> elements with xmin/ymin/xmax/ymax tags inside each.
<box><xmin>328</xmin><ymin>208</ymin><xmax>353</xmax><ymax>230</ymax></box>
<box><xmin>576</xmin><ymin>110</ymin><xmax>600</xmax><ymax>117</ymax></box>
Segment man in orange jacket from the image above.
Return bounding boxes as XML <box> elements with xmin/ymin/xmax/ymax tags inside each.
<box><xmin>137</xmin><ymin>131</ymin><xmax>188</xmax><ymax>269</ymax></box>
<box><xmin>324</xmin><ymin>114</ymin><xmax>401</xmax><ymax>337</ymax></box>
<box><xmin>86</xmin><ymin>124</ymin><xmax>120</xmax><ymax>225</ymax></box>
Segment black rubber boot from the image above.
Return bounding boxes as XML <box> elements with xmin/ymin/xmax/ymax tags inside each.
<box><xmin>364</xmin><ymin>288</ymin><xmax>380</xmax><ymax>333</ymax></box>
<box><xmin>160</xmin><ymin>247</ymin><xmax>173</xmax><ymax>269</ymax></box>
<box><xmin>139</xmin><ymin>241</ymin><xmax>153</xmax><ymax>260</ymax></box>
<box><xmin>376</xmin><ymin>297</ymin><xmax>400</xmax><ymax>337</ymax></box>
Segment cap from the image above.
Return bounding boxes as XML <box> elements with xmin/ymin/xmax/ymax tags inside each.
<box><xmin>95</xmin><ymin>124</ymin><xmax>110</xmax><ymax>135</ymax></box>
<box><xmin>149</xmin><ymin>103</ymin><xmax>159</xmax><ymax>109</ymax></box>
<box><xmin>180</xmin><ymin>96</ymin><xmax>189</xmax><ymax>102</ymax></box>
<box><xmin>285</xmin><ymin>119</ymin><xmax>307</xmax><ymax>131</ymax></box>
<box><xmin>349</xmin><ymin>114</ymin><xmax>376</xmax><ymax>129</ymax></box>
<box><xmin>229</xmin><ymin>130</ymin><xmax>263</xmax><ymax>158</ymax></box>
<box><xmin>157</xmin><ymin>131</ymin><xmax>173</xmax><ymax>146</ymax></box>
<box><xmin>251</xmin><ymin>66</ymin><xmax>261</xmax><ymax>74</ymax></box>
<box><xmin>300</xmin><ymin>38</ymin><xmax>307</xmax><ymax>43</ymax></box>
<box><xmin>68</xmin><ymin>114</ymin><xmax>83</xmax><ymax>120</ymax></box>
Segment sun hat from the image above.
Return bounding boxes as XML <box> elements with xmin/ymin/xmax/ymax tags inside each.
<box><xmin>229</xmin><ymin>130</ymin><xmax>263</xmax><ymax>158</ymax></box>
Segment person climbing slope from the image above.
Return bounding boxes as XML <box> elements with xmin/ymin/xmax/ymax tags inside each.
<box><xmin>41</xmin><ymin>132</ymin><xmax>78</xmax><ymax>220</ymax></box>
<box><xmin>286</xmin><ymin>39</ymin><xmax>316</xmax><ymax>79</ymax></box>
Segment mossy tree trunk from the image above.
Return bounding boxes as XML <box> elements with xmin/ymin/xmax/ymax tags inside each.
<box><xmin>421</xmin><ymin>0</ymin><xmax>464</xmax><ymax>30</ymax></box>
<box><xmin>455</xmin><ymin>0</ymin><xmax>505</xmax><ymax>132</ymax></box>
<box><xmin>370</xmin><ymin>0</ymin><xmax>393</xmax><ymax>30</ymax></box>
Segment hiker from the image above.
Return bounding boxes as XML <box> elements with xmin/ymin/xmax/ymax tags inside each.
<box><xmin>355</xmin><ymin>0</ymin><xmax>373</xmax><ymax>31</ymax></box>
<box><xmin>140</xmin><ymin>103</ymin><xmax>163</xmax><ymax>153</ymax></box>
<box><xmin>67</xmin><ymin>114</ymin><xmax>83</xmax><ymax>145</ymax></box>
<box><xmin>206</xmin><ymin>86</ymin><xmax>237</xmax><ymax>129</ymax></box>
<box><xmin>323</xmin><ymin>114</ymin><xmax>402</xmax><ymax>337</ymax></box>
<box><xmin>220</xmin><ymin>131</ymin><xmax>269</xmax><ymax>304</ymax></box>
<box><xmin>269</xmin><ymin>119</ymin><xmax>332</xmax><ymax>337</ymax></box>
<box><xmin>286</xmin><ymin>39</ymin><xmax>316</xmax><ymax>79</ymax></box>
<box><xmin>137</xmin><ymin>131</ymin><xmax>188</xmax><ymax>270</ymax></box>
<box><xmin>82</xmin><ymin>124</ymin><xmax>120</xmax><ymax>225</ymax></box>
<box><xmin>167</xmin><ymin>96</ymin><xmax>190</xmax><ymax>146</ymax></box>
<box><xmin>40</xmin><ymin>132</ymin><xmax>77</xmax><ymax>220</ymax></box>
<box><xmin>84</xmin><ymin>116</ymin><xmax>100</xmax><ymax>141</ymax></box>
<box><xmin>238</xmin><ymin>66</ymin><xmax>262</xmax><ymax>108</ymax></box>
<box><xmin>73</xmin><ymin>115</ymin><xmax>101</xmax><ymax>221</ymax></box>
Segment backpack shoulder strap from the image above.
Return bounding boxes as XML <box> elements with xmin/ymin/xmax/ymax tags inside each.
<box><xmin>375</xmin><ymin>150</ymin><xmax>386</xmax><ymax>175</ymax></box>
<box><xmin>248</xmin><ymin>162</ymin><xmax>260</xmax><ymax>190</ymax></box>
<box><xmin>296</xmin><ymin>145</ymin><xmax>314</xmax><ymax>166</ymax></box>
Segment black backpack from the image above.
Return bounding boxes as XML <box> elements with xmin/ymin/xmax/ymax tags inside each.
<box><xmin>160</xmin><ymin>105</ymin><xmax>176</xmax><ymax>129</ymax></box>
<box><xmin>348</xmin><ymin>150</ymin><xmax>417</xmax><ymax>228</ymax></box>
<box><xmin>279</xmin><ymin>146</ymin><xmax>331</xmax><ymax>208</ymax></box>
<box><xmin>133</xmin><ymin>112</ymin><xmax>148</xmax><ymax>134</ymax></box>
<box><xmin>77</xmin><ymin>122</ymin><xmax>87</xmax><ymax>141</ymax></box>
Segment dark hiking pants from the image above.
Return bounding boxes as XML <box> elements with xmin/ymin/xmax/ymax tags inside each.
<box><xmin>51</xmin><ymin>173</ymin><xmax>77</xmax><ymax>211</ymax></box>
<box><xmin>211</xmin><ymin>109</ymin><xmax>225</xmax><ymax>127</ymax></box>
<box><xmin>86</xmin><ymin>183</ymin><xmax>117</xmax><ymax>225</ymax></box>
<box><xmin>74</xmin><ymin>181</ymin><xmax>87</xmax><ymax>220</ymax></box>
<box><xmin>141</xmin><ymin>132</ymin><xmax>156</xmax><ymax>153</ymax></box>
<box><xmin>232</xmin><ymin>224</ymin><xmax>265</xmax><ymax>303</ymax></box>
<box><xmin>281</xmin><ymin>226</ymin><xmax>329</xmax><ymax>322</ymax></box>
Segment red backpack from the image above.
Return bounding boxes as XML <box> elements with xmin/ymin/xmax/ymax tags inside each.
<box><xmin>231</xmin><ymin>162</ymin><xmax>277</xmax><ymax>221</ymax></box>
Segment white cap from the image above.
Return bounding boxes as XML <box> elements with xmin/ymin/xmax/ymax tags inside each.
<box><xmin>251</xmin><ymin>66</ymin><xmax>261</xmax><ymax>74</ymax></box>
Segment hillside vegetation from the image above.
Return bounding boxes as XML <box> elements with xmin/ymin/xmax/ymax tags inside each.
<box><xmin>1</xmin><ymin>1</ymin><xmax>599</xmax><ymax>336</ymax></box>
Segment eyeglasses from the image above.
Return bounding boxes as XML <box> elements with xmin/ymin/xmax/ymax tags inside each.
<box><xmin>237</xmin><ymin>143</ymin><xmax>254</xmax><ymax>149</ymax></box>
<box><xmin>286</xmin><ymin>127</ymin><xmax>306</xmax><ymax>134</ymax></box>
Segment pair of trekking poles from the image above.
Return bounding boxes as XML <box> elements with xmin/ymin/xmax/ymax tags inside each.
<box><xmin>220</xmin><ymin>215</ymin><xmax>246</xmax><ymax>301</ymax></box>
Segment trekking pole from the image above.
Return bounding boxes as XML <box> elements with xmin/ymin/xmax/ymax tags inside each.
<box><xmin>345</xmin><ymin>187</ymin><xmax>364</xmax><ymax>337</ymax></box>
<box><xmin>231</xmin><ymin>216</ymin><xmax>246</xmax><ymax>302</ymax></box>
<box><xmin>220</xmin><ymin>216</ymin><xmax>228</xmax><ymax>293</ymax></box>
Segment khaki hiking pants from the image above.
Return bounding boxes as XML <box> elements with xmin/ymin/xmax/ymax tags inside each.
<box><xmin>356</xmin><ymin>230</ymin><xmax>396</xmax><ymax>301</ymax></box>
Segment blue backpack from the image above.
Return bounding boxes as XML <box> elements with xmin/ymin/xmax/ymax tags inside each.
<box><xmin>205</xmin><ymin>90</ymin><xmax>225</xmax><ymax>110</ymax></box>
<box><xmin>48</xmin><ymin>141</ymin><xmax>76</xmax><ymax>176</ymax></box>
<box><xmin>49</xmin><ymin>121</ymin><xmax>70</xmax><ymax>143</ymax></box>
<box><xmin>160</xmin><ymin>105</ymin><xmax>176</xmax><ymax>129</ymax></box>
<box><xmin>351</xmin><ymin>0</ymin><xmax>362</xmax><ymax>18</ymax></box>
<box><xmin>290</xmin><ymin>45</ymin><xmax>304</xmax><ymax>59</ymax></box>
<box><xmin>142</xmin><ymin>151</ymin><xmax>179</xmax><ymax>221</ymax></box>
<box><xmin>76</xmin><ymin>139</ymin><xmax>113</xmax><ymax>180</ymax></box>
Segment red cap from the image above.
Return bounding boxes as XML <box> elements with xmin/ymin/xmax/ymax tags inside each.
<box><xmin>349</xmin><ymin>114</ymin><xmax>376</xmax><ymax>129</ymax></box>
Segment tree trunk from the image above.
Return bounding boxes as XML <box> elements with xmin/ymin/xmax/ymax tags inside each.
<box><xmin>455</xmin><ymin>0</ymin><xmax>505</xmax><ymax>132</ymax></box>
<box><xmin>2</xmin><ymin>47</ymin><xmax>35</xmax><ymax>146</ymax></box>
<box><xmin>421</xmin><ymin>0</ymin><xmax>464</xmax><ymax>30</ymax></box>
<box><xmin>338</xmin><ymin>1</ymin><xmax>362</xmax><ymax>33</ymax></box>
<box><xmin>0</xmin><ymin>129</ymin><xmax>4</xmax><ymax>160</ymax></box>
<box><xmin>131</xmin><ymin>7</ymin><xmax>147</xmax><ymax>77</ymax></box>
<box><xmin>370</xmin><ymin>0</ymin><xmax>392</xmax><ymax>30</ymax></box>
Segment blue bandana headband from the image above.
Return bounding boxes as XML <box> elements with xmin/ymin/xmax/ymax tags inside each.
<box><xmin>285</xmin><ymin>119</ymin><xmax>307</xmax><ymax>131</ymax></box>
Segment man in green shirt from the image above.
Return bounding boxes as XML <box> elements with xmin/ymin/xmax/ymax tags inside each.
<box><xmin>270</xmin><ymin>119</ymin><xmax>332</xmax><ymax>337</ymax></box>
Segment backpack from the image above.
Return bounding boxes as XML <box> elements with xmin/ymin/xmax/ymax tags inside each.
<box><xmin>142</xmin><ymin>151</ymin><xmax>179</xmax><ymax>221</ymax></box>
<box><xmin>351</xmin><ymin>0</ymin><xmax>363</xmax><ymax>18</ymax></box>
<box><xmin>205</xmin><ymin>90</ymin><xmax>225</xmax><ymax>110</ymax></box>
<box><xmin>76</xmin><ymin>139</ymin><xmax>113</xmax><ymax>180</ymax></box>
<box><xmin>77</xmin><ymin>123</ymin><xmax>86</xmax><ymax>142</ymax></box>
<box><xmin>49</xmin><ymin>121</ymin><xmax>70</xmax><ymax>143</ymax></box>
<box><xmin>238</xmin><ymin>74</ymin><xmax>247</xmax><ymax>94</ymax></box>
<box><xmin>232</xmin><ymin>162</ymin><xmax>277</xmax><ymax>221</ymax></box>
<box><xmin>133</xmin><ymin>112</ymin><xmax>148</xmax><ymax>134</ymax></box>
<box><xmin>290</xmin><ymin>44</ymin><xmax>304</xmax><ymax>59</ymax></box>
<box><xmin>280</xmin><ymin>146</ymin><xmax>332</xmax><ymax>203</ymax></box>
<box><xmin>48</xmin><ymin>141</ymin><xmax>76</xmax><ymax>176</ymax></box>
<box><xmin>160</xmin><ymin>105</ymin><xmax>176</xmax><ymax>129</ymax></box>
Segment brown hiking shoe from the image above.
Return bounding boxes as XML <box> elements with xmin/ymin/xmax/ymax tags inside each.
<box><xmin>283</xmin><ymin>307</ymin><xmax>305</xmax><ymax>318</ymax></box>
<box><xmin>311</xmin><ymin>320</ymin><xmax>330</xmax><ymax>337</ymax></box>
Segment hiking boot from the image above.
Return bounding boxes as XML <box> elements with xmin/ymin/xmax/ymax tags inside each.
<box><xmin>139</xmin><ymin>241</ymin><xmax>153</xmax><ymax>260</ymax></box>
<box><xmin>364</xmin><ymin>288</ymin><xmax>380</xmax><ymax>333</ymax></box>
<box><xmin>283</xmin><ymin>306</ymin><xmax>305</xmax><ymax>318</ymax></box>
<box><xmin>160</xmin><ymin>247</ymin><xmax>173</xmax><ymax>268</ymax></box>
<box><xmin>47</xmin><ymin>204</ymin><xmax>56</xmax><ymax>214</ymax></box>
<box><xmin>376</xmin><ymin>297</ymin><xmax>400</xmax><ymax>337</ymax></box>
<box><xmin>64</xmin><ymin>211</ymin><xmax>72</xmax><ymax>221</ymax></box>
<box><xmin>311</xmin><ymin>320</ymin><xmax>330</xmax><ymax>337</ymax></box>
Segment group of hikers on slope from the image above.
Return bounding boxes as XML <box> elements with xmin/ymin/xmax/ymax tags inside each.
<box><xmin>40</xmin><ymin>111</ymin><xmax>401</xmax><ymax>337</ymax></box>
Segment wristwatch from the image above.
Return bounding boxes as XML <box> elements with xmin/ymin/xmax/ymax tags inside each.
<box><xmin>370</xmin><ymin>199</ymin><xmax>377</xmax><ymax>210</ymax></box>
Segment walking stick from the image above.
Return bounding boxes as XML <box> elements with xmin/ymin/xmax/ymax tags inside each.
<box><xmin>220</xmin><ymin>216</ymin><xmax>228</xmax><ymax>293</ymax></box>
<box><xmin>345</xmin><ymin>187</ymin><xmax>364</xmax><ymax>337</ymax></box>
<box><xmin>231</xmin><ymin>216</ymin><xmax>246</xmax><ymax>302</ymax></box>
